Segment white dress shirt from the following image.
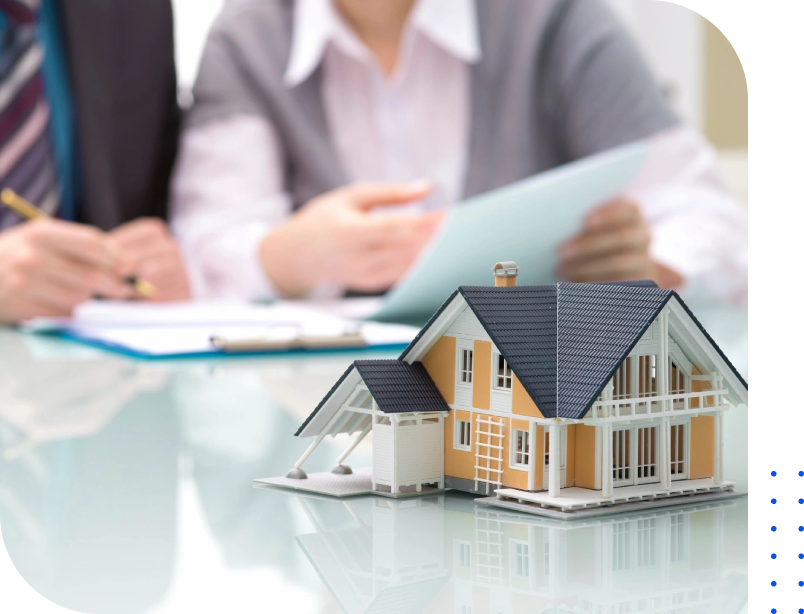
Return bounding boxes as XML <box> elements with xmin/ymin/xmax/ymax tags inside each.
<box><xmin>170</xmin><ymin>0</ymin><xmax>748</xmax><ymax>306</ymax></box>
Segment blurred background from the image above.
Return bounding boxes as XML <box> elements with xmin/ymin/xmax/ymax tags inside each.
<box><xmin>174</xmin><ymin>0</ymin><xmax>748</xmax><ymax>204</ymax></box>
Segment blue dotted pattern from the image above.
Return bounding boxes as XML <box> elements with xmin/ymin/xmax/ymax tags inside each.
<box><xmin>770</xmin><ymin>471</ymin><xmax>804</xmax><ymax>612</ymax></box>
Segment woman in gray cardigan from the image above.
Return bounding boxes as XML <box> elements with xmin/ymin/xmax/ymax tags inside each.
<box><xmin>171</xmin><ymin>0</ymin><xmax>747</xmax><ymax>306</ymax></box>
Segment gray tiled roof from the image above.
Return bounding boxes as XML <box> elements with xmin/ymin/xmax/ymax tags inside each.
<box><xmin>354</xmin><ymin>360</ymin><xmax>451</xmax><ymax>414</ymax></box>
<box><xmin>456</xmin><ymin>285</ymin><xmax>559</xmax><ymax>415</ymax></box>
<box><xmin>555</xmin><ymin>282</ymin><xmax>674</xmax><ymax>419</ymax></box>
<box><xmin>299</xmin><ymin>281</ymin><xmax>748</xmax><ymax>435</ymax></box>
<box><xmin>460</xmin><ymin>282</ymin><xmax>672</xmax><ymax>419</ymax></box>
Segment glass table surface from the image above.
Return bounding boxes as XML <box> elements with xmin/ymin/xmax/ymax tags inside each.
<box><xmin>0</xmin><ymin>308</ymin><xmax>748</xmax><ymax>613</ymax></box>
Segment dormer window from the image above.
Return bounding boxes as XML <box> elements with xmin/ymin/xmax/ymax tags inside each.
<box><xmin>494</xmin><ymin>354</ymin><xmax>513</xmax><ymax>390</ymax></box>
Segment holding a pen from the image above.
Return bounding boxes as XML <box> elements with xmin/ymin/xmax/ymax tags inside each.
<box><xmin>0</xmin><ymin>0</ymin><xmax>188</xmax><ymax>325</ymax></box>
<box><xmin>0</xmin><ymin>189</ymin><xmax>188</xmax><ymax>323</ymax></box>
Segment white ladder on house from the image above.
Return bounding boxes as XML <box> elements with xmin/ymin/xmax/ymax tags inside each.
<box><xmin>474</xmin><ymin>416</ymin><xmax>505</xmax><ymax>494</ymax></box>
<box><xmin>475</xmin><ymin>514</ymin><xmax>505</xmax><ymax>585</ymax></box>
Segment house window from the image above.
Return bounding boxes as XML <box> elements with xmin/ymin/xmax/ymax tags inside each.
<box><xmin>612</xmin><ymin>428</ymin><xmax>631</xmax><ymax>484</ymax></box>
<box><xmin>512</xmin><ymin>541</ymin><xmax>529</xmax><ymax>577</ymax></box>
<box><xmin>613</xmin><ymin>426</ymin><xmax>659</xmax><ymax>487</ymax></box>
<box><xmin>612</xmin><ymin>359</ymin><xmax>631</xmax><ymax>400</ymax></box>
<box><xmin>669</xmin><ymin>513</ymin><xmax>689</xmax><ymax>563</ymax></box>
<box><xmin>493</xmin><ymin>354</ymin><xmax>512</xmax><ymax>390</ymax></box>
<box><xmin>613</xmin><ymin>522</ymin><xmax>631</xmax><ymax>572</ymax></box>
<box><xmin>636</xmin><ymin>426</ymin><xmax>657</xmax><ymax>482</ymax></box>
<box><xmin>511</xmin><ymin>429</ymin><xmax>530</xmax><ymax>468</ymax></box>
<box><xmin>456</xmin><ymin>541</ymin><xmax>471</xmax><ymax>569</ymax></box>
<box><xmin>670</xmin><ymin>422</ymin><xmax>689</xmax><ymax>479</ymax></box>
<box><xmin>669</xmin><ymin>360</ymin><xmax>689</xmax><ymax>396</ymax></box>
<box><xmin>459</xmin><ymin>348</ymin><xmax>473</xmax><ymax>384</ymax></box>
<box><xmin>636</xmin><ymin>518</ymin><xmax>658</xmax><ymax>568</ymax></box>
<box><xmin>455</xmin><ymin>419</ymin><xmax>472</xmax><ymax>451</ymax></box>
<box><xmin>638</xmin><ymin>355</ymin><xmax>658</xmax><ymax>398</ymax></box>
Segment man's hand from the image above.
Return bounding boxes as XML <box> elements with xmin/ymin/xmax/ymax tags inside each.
<box><xmin>556</xmin><ymin>198</ymin><xmax>683</xmax><ymax>288</ymax></box>
<box><xmin>0</xmin><ymin>219</ymin><xmax>134</xmax><ymax>323</ymax></box>
<box><xmin>110</xmin><ymin>218</ymin><xmax>192</xmax><ymax>301</ymax></box>
<box><xmin>260</xmin><ymin>181</ymin><xmax>444</xmax><ymax>296</ymax></box>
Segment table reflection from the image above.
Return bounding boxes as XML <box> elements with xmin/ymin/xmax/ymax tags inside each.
<box><xmin>0</xmin><ymin>327</ymin><xmax>746</xmax><ymax>614</ymax></box>
<box><xmin>292</xmin><ymin>493</ymin><xmax>747</xmax><ymax>614</ymax></box>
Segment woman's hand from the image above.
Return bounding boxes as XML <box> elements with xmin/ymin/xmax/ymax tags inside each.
<box><xmin>556</xmin><ymin>198</ymin><xmax>682</xmax><ymax>288</ymax></box>
<box><xmin>260</xmin><ymin>181</ymin><xmax>444</xmax><ymax>297</ymax></box>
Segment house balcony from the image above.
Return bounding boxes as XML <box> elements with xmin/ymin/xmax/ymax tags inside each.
<box><xmin>494</xmin><ymin>478</ymin><xmax>736</xmax><ymax>513</ymax></box>
<box><xmin>587</xmin><ymin>387</ymin><xmax>729</xmax><ymax>421</ymax></box>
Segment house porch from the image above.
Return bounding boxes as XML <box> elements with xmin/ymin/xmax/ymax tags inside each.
<box><xmin>495</xmin><ymin>478</ymin><xmax>735</xmax><ymax>512</ymax></box>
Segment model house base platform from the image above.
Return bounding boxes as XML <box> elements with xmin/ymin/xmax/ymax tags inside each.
<box><xmin>262</xmin><ymin>265</ymin><xmax>748</xmax><ymax>518</ymax></box>
<box><xmin>255</xmin><ymin>468</ymin><xmax>445</xmax><ymax>499</ymax></box>
<box><xmin>478</xmin><ymin>485</ymin><xmax>745</xmax><ymax>520</ymax></box>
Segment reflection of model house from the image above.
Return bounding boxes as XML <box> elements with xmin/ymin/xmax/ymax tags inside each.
<box><xmin>449</xmin><ymin>501</ymin><xmax>747</xmax><ymax>613</ymax></box>
<box><xmin>295</xmin><ymin>496</ymin><xmax>449</xmax><ymax>614</ymax></box>
<box><xmin>294</xmin><ymin>495</ymin><xmax>747</xmax><ymax>614</ymax></box>
<box><xmin>283</xmin><ymin>263</ymin><xmax>748</xmax><ymax>515</ymax></box>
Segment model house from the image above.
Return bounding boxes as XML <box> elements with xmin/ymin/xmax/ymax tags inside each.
<box><xmin>271</xmin><ymin>262</ymin><xmax>748</xmax><ymax>515</ymax></box>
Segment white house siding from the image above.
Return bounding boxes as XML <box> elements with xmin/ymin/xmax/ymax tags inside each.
<box><xmin>396</xmin><ymin>426</ymin><xmax>420</xmax><ymax>483</ymax></box>
<box><xmin>373</xmin><ymin>424</ymin><xmax>394</xmax><ymax>482</ymax></box>
<box><xmin>420</xmin><ymin>422</ymin><xmax>443</xmax><ymax>481</ymax></box>
<box><xmin>445</xmin><ymin>306</ymin><xmax>490</xmax><ymax>341</ymax></box>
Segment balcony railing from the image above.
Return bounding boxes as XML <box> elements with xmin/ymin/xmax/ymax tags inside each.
<box><xmin>588</xmin><ymin>388</ymin><xmax>729</xmax><ymax>420</ymax></box>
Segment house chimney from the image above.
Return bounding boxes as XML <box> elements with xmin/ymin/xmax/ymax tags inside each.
<box><xmin>492</xmin><ymin>261</ymin><xmax>519</xmax><ymax>287</ymax></box>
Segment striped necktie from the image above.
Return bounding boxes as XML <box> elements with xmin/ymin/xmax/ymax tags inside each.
<box><xmin>0</xmin><ymin>0</ymin><xmax>59</xmax><ymax>228</ymax></box>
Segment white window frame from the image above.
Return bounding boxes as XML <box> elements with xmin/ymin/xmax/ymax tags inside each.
<box><xmin>669</xmin><ymin>512</ymin><xmax>690</xmax><ymax>564</ymax></box>
<box><xmin>668</xmin><ymin>358</ymin><xmax>691</xmax><ymax>395</ymax></box>
<box><xmin>635</xmin><ymin>425</ymin><xmax>659</xmax><ymax>484</ymax></box>
<box><xmin>510</xmin><ymin>539</ymin><xmax>530</xmax><ymax>578</ymax></box>
<box><xmin>510</xmin><ymin>428</ymin><xmax>530</xmax><ymax>470</ymax></box>
<box><xmin>492</xmin><ymin>352</ymin><xmax>513</xmax><ymax>391</ymax></box>
<box><xmin>612</xmin><ymin>424</ymin><xmax>661</xmax><ymax>487</ymax></box>
<box><xmin>455</xmin><ymin>540</ymin><xmax>472</xmax><ymax>570</ymax></box>
<box><xmin>454</xmin><ymin>418</ymin><xmax>472</xmax><ymax>451</ymax></box>
<box><xmin>457</xmin><ymin>346</ymin><xmax>474</xmax><ymax>385</ymax></box>
<box><xmin>669</xmin><ymin>418</ymin><xmax>691</xmax><ymax>481</ymax></box>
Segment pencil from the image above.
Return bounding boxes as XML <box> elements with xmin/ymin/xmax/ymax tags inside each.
<box><xmin>0</xmin><ymin>189</ymin><xmax>157</xmax><ymax>298</ymax></box>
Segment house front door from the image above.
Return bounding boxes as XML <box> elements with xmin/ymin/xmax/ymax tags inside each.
<box><xmin>543</xmin><ymin>429</ymin><xmax>567</xmax><ymax>488</ymax></box>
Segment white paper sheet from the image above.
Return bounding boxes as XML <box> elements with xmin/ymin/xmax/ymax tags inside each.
<box><xmin>23</xmin><ymin>300</ymin><xmax>418</xmax><ymax>358</ymax></box>
<box><xmin>371</xmin><ymin>141</ymin><xmax>648</xmax><ymax>322</ymax></box>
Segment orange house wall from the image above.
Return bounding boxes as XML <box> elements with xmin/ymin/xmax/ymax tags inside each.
<box><xmin>512</xmin><ymin>374</ymin><xmax>543</xmax><ymax>418</ymax></box>
<box><xmin>443</xmin><ymin>411</ymin><xmax>548</xmax><ymax>491</ymax></box>
<box><xmin>574</xmin><ymin>424</ymin><xmax>597</xmax><ymax>489</ymax></box>
<box><xmin>690</xmin><ymin>415</ymin><xmax>715</xmax><ymax>479</ymax></box>
<box><xmin>421</xmin><ymin>336</ymin><xmax>456</xmax><ymax>404</ymax></box>
<box><xmin>472</xmin><ymin>340</ymin><xmax>491</xmax><ymax>409</ymax></box>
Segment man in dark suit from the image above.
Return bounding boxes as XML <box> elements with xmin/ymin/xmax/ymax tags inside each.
<box><xmin>0</xmin><ymin>0</ymin><xmax>188</xmax><ymax>323</ymax></box>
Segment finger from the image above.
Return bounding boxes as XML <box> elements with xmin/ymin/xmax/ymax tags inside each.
<box><xmin>110</xmin><ymin>218</ymin><xmax>169</xmax><ymax>250</ymax></box>
<box><xmin>27</xmin><ymin>219</ymin><xmax>119</xmax><ymax>270</ymax></box>
<box><xmin>136</xmin><ymin>256</ymin><xmax>186</xmax><ymax>289</ymax></box>
<box><xmin>557</xmin><ymin>253</ymin><xmax>653</xmax><ymax>283</ymax></box>
<box><xmin>8</xmin><ymin>296</ymin><xmax>73</xmax><ymax>320</ymax></box>
<box><xmin>33</xmin><ymin>252</ymin><xmax>134</xmax><ymax>299</ymax></box>
<box><xmin>583</xmin><ymin>198</ymin><xmax>642</xmax><ymax>232</ymax></box>
<box><xmin>121</xmin><ymin>241</ymin><xmax>177</xmax><ymax>269</ymax></box>
<box><xmin>344</xmin><ymin>245</ymin><xmax>423</xmax><ymax>291</ymax></box>
<box><xmin>27</xmin><ymin>277</ymin><xmax>93</xmax><ymax>313</ymax></box>
<box><xmin>342</xmin><ymin>180</ymin><xmax>432</xmax><ymax>211</ymax></box>
<box><xmin>558</xmin><ymin>224</ymin><xmax>650</xmax><ymax>263</ymax></box>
